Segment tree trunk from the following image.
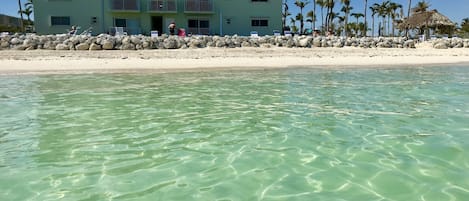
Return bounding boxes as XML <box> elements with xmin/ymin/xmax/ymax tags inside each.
<box><xmin>321</xmin><ymin>7</ymin><xmax>324</xmax><ymax>32</ymax></box>
<box><xmin>405</xmin><ymin>0</ymin><xmax>412</xmax><ymax>37</ymax></box>
<box><xmin>18</xmin><ymin>0</ymin><xmax>25</xmax><ymax>32</ymax></box>
<box><xmin>344</xmin><ymin>13</ymin><xmax>348</xmax><ymax>37</ymax></box>
<box><xmin>300</xmin><ymin>7</ymin><xmax>304</xmax><ymax>34</ymax></box>
<box><xmin>391</xmin><ymin>17</ymin><xmax>395</xmax><ymax>37</ymax></box>
<box><xmin>313</xmin><ymin>0</ymin><xmax>316</xmax><ymax>30</ymax></box>
<box><xmin>363</xmin><ymin>0</ymin><xmax>368</xmax><ymax>37</ymax></box>
<box><xmin>388</xmin><ymin>15</ymin><xmax>391</xmax><ymax>37</ymax></box>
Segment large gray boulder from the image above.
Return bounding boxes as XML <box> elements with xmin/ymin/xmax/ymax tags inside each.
<box><xmin>298</xmin><ymin>36</ymin><xmax>312</xmax><ymax>47</ymax></box>
<box><xmin>102</xmin><ymin>40</ymin><xmax>114</xmax><ymax>50</ymax></box>
<box><xmin>312</xmin><ymin>37</ymin><xmax>322</xmax><ymax>47</ymax></box>
<box><xmin>130</xmin><ymin>36</ymin><xmax>141</xmax><ymax>44</ymax></box>
<box><xmin>215</xmin><ymin>40</ymin><xmax>226</xmax><ymax>48</ymax></box>
<box><xmin>10</xmin><ymin>38</ymin><xmax>22</xmax><ymax>45</ymax></box>
<box><xmin>464</xmin><ymin>40</ymin><xmax>469</xmax><ymax>48</ymax></box>
<box><xmin>43</xmin><ymin>41</ymin><xmax>56</xmax><ymax>50</ymax></box>
<box><xmin>89</xmin><ymin>43</ymin><xmax>102</xmax><ymax>50</ymax></box>
<box><xmin>55</xmin><ymin>43</ymin><xmax>69</xmax><ymax>50</ymax></box>
<box><xmin>163</xmin><ymin>37</ymin><xmax>179</xmax><ymax>49</ymax></box>
<box><xmin>433</xmin><ymin>41</ymin><xmax>448</xmax><ymax>49</ymax></box>
<box><xmin>333</xmin><ymin>40</ymin><xmax>344</xmax><ymax>48</ymax></box>
<box><xmin>75</xmin><ymin>43</ymin><xmax>90</xmax><ymax>50</ymax></box>
<box><xmin>188</xmin><ymin>38</ymin><xmax>203</xmax><ymax>48</ymax></box>
<box><xmin>13</xmin><ymin>45</ymin><xmax>28</xmax><ymax>50</ymax></box>
<box><xmin>403</xmin><ymin>40</ymin><xmax>415</xmax><ymax>48</ymax></box>
<box><xmin>241</xmin><ymin>41</ymin><xmax>251</xmax><ymax>47</ymax></box>
<box><xmin>120</xmin><ymin>43</ymin><xmax>136</xmax><ymax>50</ymax></box>
<box><xmin>1</xmin><ymin>41</ymin><xmax>10</xmax><ymax>49</ymax></box>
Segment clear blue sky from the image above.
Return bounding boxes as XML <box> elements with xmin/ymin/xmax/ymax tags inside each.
<box><xmin>1</xmin><ymin>0</ymin><xmax>468</xmax><ymax>25</ymax></box>
<box><xmin>287</xmin><ymin>0</ymin><xmax>469</xmax><ymax>27</ymax></box>
<box><xmin>1</xmin><ymin>0</ymin><xmax>33</xmax><ymax>18</ymax></box>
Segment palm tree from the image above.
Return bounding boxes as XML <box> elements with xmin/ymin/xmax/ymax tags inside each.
<box><xmin>370</xmin><ymin>3</ymin><xmax>379</xmax><ymax>37</ymax></box>
<box><xmin>337</xmin><ymin>15</ymin><xmax>345</xmax><ymax>35</ymax></box>
<box><xmin>290</xmin><ymin>17</ymin><xmax>298</xmax><ymax>33</ymax></box>
<box><xmin>312</xmin><ymin>0</ymin><xmax>317</xmax><ymax>30</ymax></box>
<box><xmin>306</xmin><ymin>10</ymin><xmax>317</xmax><ymax>30</ymax></box>
<box><xmin>316</xmin><ymin>0</ymin><xmax>327</xmax><ymax>32</ymax></box>
<box><xmin>462</xmin><ymin>18</ymin><xmax>469</xmax><ymax>27</ymax></box>
<box><xmin>22</xmin><ymin>0</ymin><xmax>34</xmax><ymax>26</ymax></box>
<box><xmin>378</xmin><ymin>1</ymin><xmax>390</xmax><ymax>36</ymax></box>
<box><xmin>351</xmin><ymin>12</ymin><xmax>364</xmax><ymax>35</ymax></box>
<box><xmin>340</xmin><ymin>0</ymin><xmax>352</xmax><ymax>37</ymax></box>
<box><xmin>282</xmin><ymin>0</ymin><xmax>291</xmax><ymax>34</ymax></box>
<box><xmin>412</xmin><ymin>1</ymin><xmax>431</xmax><ymax>38</ymax></box>
<box><xmin>351</xmin><ymin>13</ymin><xmax>364</xmax><ymax>25</ymax></box>
<box><xmin>461</xmin><ymin>18</ymin><xmax>469</xmax><ymax>34</ymax></box>
<box><xmin>295</xmin><ymin>0</ymin><xmax>310</xmax><ymax>34</ymax></box>
<box><xmin>407</xmin><ymin>0</ymin><xmax>412</xmax><ymax>17</ymax></box>
<box><xmin>17</xmin><ymin>0</ymin><xmax>25</xmax><ymax>32</ymax></box>
<box><xmin>385</xmin><ymin>1</ymin><xmax>394</xmax><ymax>36</ymax></box>
<box><xmin>295</xmin><ymin>13</ymin><xmax>305</xmax><ymax>33</ymax></box>
<box><xmin>329</xmin><ymin>12</ymin><xmax>340</xmax><ymax>34</ymax></box>
<box><xmin>405</xmin><ymin>0</ymin><xmax>412</xmax><ymax>37</ymax></box>
<box><xmin>412</xmin><ymin>0</ymin><xmax>430</xmax><ymax>13</ymax></box>
<box><xmin>325</xmin><ymin>0</ymin><xmax>336</xmax><ymax>32</ymax></box>
<box><xmin>389</xmin><ymin>2</ymin><xmax>402</xmax><ymax>36</ymax></box>
<box><xmin>22</xmin><ymin>5</ymin><xmax>33</xmax><ymax>27</ymax></box>
<box><xmin>363</xmin><ymin>0</ymin><xmax>368</xmax><ymax>37</ymax></box>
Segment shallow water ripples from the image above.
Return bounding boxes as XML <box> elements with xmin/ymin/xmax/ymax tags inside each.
<box><xmin>1</xmin><ymin>67</ymin><xmax>469</xmax><ymax>200</ymax></box>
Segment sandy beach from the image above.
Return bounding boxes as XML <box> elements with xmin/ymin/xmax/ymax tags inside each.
<box><xmin>1</xmin><ymin>45</ymin><xmax>469</xmax><ymax>74</ymax></box>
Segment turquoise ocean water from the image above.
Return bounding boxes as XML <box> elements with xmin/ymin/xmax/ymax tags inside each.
<box><xmin>1</xmin><ymin>67</ymin><xmax>468</xmax><ymax>200</ymax></box>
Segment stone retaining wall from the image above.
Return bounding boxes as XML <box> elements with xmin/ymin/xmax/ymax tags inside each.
<box><xmin>1</xmin><ymin>33</ymin><xmax>469</xmax><ymax>50</ymax></box>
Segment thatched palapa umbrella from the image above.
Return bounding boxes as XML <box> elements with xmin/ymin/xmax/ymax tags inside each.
<box><xmin>398</xmin><ymin>9</ymin><xmax>455</xmax><ymax>38</ymax></box>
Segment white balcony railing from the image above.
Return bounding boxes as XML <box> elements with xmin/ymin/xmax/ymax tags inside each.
<box><xmin>148</xmin><ymin>0</ymin><xmax>177</xmax><ymax>12</ymax></box>
<box><xmin>185</xmin><ymin>0</ymin><xmax>213</xmax><ymax>13</ymax></box>
<box><xmin>111</xmin><ymin>0</ymin><xmax>140</xmax><ymax>11</ymax></box>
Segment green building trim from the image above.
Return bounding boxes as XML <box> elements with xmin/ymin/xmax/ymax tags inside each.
<box><xmin>34</xmin><ymin>0</ymin><xmax>282</xmax><ymax>36</ymax></box>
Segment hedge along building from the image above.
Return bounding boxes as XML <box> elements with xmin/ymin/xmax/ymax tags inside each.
<box><xmin>33</xmin><ymin>0</ymin><xmax>282</xmax><ymax>36</ymax></box>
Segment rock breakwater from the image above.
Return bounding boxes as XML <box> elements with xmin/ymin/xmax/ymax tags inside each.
<box><xmin>1</xmin><ymin>33</ymin><xmax>468</xmax><ymax>50</ymax></box>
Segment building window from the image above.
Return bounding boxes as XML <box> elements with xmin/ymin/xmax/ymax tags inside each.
<box><xmin>115</xmin><ymin>18</ymin><xmax>127</xmax><ymax>27</ymax></box>
<box><xmin>188</xmin><ymin>19</ymin><xmax>209</xmax><ymax>35</ymax></box>
<box><xmin>51</xmin><ymin>16</ymin><xmax>70</xmax><ymax>26</ymax></box>
<box><xmin>111</xmin><ymin>0</ymin><xmax>139</xmax><ymax>10</ymax></box>
<box><xmin>251</xmin><ymin>19</ymin><xmax>268</xmax><ymax>27</ymax></box>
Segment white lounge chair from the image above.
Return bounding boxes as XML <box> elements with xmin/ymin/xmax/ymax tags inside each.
<box><xmin>150</xmin><ymin>30</ymin><xmax>159</xmax><ymax>38</ymax></box>
<box><xmin>250</xmin><ymin>31</ymin><xmax>259</xmax><ymax>38</ymax></box>
<box><xmin>115</xmin><ymin>27</ymin><xmax>127</xmax><ymax>36</ymax></box>
<box><xmin>273</xmin><ymin>30</ymin><xmax>281</xmax><ymax>36</ymax></box>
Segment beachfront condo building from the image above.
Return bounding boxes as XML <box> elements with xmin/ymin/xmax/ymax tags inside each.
<box><xmin>34</xmin><ymin>0</ymin><xmax>282</xmax><ymax>36</ymax></box>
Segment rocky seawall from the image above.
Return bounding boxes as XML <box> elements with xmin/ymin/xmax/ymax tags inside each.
<box><xmin>1</xmin><ymin>33</ymin><xmax>469</xmax><ymax>50</ymax></box>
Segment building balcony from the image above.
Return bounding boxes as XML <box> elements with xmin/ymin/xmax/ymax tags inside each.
<box><xmin>185</xmin><ymin>0</ymin><xmax>213</xmax><ymax>13</ymax></box>
<box><xmin>148</xmin><ymin>0</ymin><xmax>177</xmax><ymax>13</ymax></box>
<box><xmin>111</xmin><ymin>0</ymin><xmax>140</xmax><ymax>12</ymax></box>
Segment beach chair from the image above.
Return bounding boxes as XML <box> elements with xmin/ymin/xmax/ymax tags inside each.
<box><xmin>115</xmin><ymin>27</ymin><xmax>127</xmax><ymax>36</ymax></box>
<box><xmin>273</xmin><ymin>30</ymin><xmax>281</xmax><ymax>36</ymax></box>
<box><xmin>250</xmin><ymin>31</ymin><xmax>259</xmax><ymax>38</ymax></box>
<box><xmin>80</xmin><ymin>27</ymin><xmax>93</xmax><ymax>36</ymax></box>
<box><xmin>151</xmin><ymin>30</ymin><xmax>159</xmax><ymax>38</ymax></box>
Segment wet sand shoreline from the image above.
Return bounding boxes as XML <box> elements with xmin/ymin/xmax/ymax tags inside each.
<box><xmin>1</xmin><ymin>47</ymin><xmax>469</xmax><ymax>74</ymax></box>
